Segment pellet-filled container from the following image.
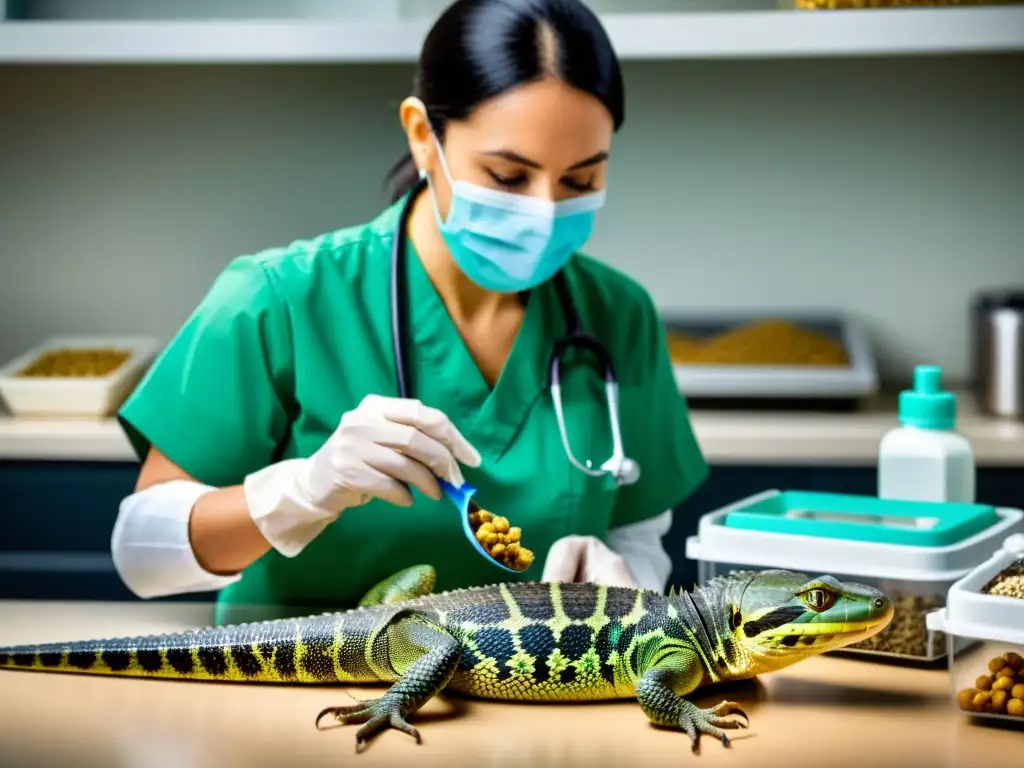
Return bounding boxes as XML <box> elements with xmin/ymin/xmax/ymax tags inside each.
<box><xmin>927</xmin><ymin>534</ymin><xmax>1024</xmax><ymax>724</ymax></box>
<box><xmin>684</xmin><ymin>490</ymin><xmax>1023</xmax><ymax>664</ymax></box>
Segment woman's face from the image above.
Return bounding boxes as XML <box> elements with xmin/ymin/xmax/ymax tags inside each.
<box><xmin>403</xmin><ymin>76</ymin><xmax>615</xmax><ymax>220</ymax></box>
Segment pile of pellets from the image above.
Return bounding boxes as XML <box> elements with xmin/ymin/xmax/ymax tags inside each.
<box><xmin>17</xmin><ymin>347</ymin><xmax>131</xmax><ymax>378</ymax></box>
<box><xmin>958</xmin><ymin>651</ymin><xmax>1024</xmax><ymax>719</ymax></box>
<box><xmin>470</xmin><ymin>508</ymin><xmax>534</xmax><ymax>571</ymax></box>
<box><xmin>848</xmin><ymin>593</ymin><xmax>945</xmax><ymax>658</ymax></box>
<box><xmin>981</xmin><ymin>557</ymin><xmax>1024</xmax><ymax>600</ymax></box>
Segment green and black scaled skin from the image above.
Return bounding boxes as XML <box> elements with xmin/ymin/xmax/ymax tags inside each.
<box><xmin>0</xmin><ymin>565</ymin><xmax>893</xmax><ymax>753</ymax></box>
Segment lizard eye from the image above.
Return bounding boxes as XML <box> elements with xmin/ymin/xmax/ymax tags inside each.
<box><xmin>800</xmin><ymin>588</ymin><xmax>835</xmax><ymax>612</ymax></box>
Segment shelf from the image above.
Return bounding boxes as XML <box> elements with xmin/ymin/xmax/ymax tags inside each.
<box><xmin>2</xmin><ymin>390</ymin><xmax>1023</xmax><ymax>466</ymax></box>
<box><xmin>0</xmin><ymin>7</ymin><xmax>1022</xmax><ymax>63</ymax></box>
<box><xmin>0</xmin><ymin>414</ymin><xmax>134</xmax><ymax>462</ymax></box>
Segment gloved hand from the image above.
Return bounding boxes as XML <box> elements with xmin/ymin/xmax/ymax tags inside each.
<box><xmin>541</xmin><ymin>535</ymin><xmax>638</xmax><ymax>588</ymax></box>
<box><xmin>243</xmin><ymin>395</ymin><xmax>481</xmax><ymax>557</ymax></box>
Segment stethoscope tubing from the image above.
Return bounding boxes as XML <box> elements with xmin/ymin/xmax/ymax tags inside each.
<box><xmin>388</xmin><ymin>178</ymin><xmax>638</xmax><ymax>486</ymax></box>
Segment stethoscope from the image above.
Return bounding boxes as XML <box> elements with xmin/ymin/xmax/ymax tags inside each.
<box><xmin>389</xmin><ymin>178</ymin><xmax>640</xmax><ymax>487</ymax></box>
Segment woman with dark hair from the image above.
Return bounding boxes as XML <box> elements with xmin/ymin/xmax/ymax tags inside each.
<box><xmin>110</xmin><ymin>0</ymin><xmax>708</xmax><ymax>623</ymax></box>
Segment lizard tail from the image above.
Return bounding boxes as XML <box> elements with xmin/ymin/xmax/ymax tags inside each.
<box><xmin>0</xmin><ymin>611</ymin><xmax>380</xmax><ymax>684</ymax></box>
<box><xmin>0</xmin><ymin>566</ymin><xmax>437</xmax><ymax>683</ymax></box>
<box><xmin>0</xmin><ymin>617</ymin><xmax>307</xmax><ymax>682</ymax></box>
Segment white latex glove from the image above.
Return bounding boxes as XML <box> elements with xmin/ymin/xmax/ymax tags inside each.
<box><xmin>243</xmin><ymin>395</ymin><xmax>481</xmax><ymax>557</ymax></box>
<box><xmin>541</xmin><ymin>535</ymin><xmax>638</xmax><ymax>588</ymax></box>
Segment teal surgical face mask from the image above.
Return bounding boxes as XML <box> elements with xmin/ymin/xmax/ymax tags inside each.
<box><xmin>417</xmin><ymin>122</ymin><xmax>607</xmax><ymax>294</ymax></box>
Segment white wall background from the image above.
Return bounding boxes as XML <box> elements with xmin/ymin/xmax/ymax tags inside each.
<box><xmin>1</xmin><ymin>54</ymin><xmax>1022</xmax><ymax>385</ymax></box>
<box><xmin>16</xmin><ymin>0</ymin><xmax>775</xmax><ymax>20</ymax></box>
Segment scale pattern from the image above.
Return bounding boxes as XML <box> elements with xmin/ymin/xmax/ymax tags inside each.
<box><xmin>0</xmin><ymin>582</ymin><xmax>682</xmax><ymax>699</ymax></box>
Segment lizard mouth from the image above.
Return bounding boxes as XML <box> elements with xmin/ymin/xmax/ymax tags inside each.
<box><xmin>762</xmin><ymin>614</ymin><xmax>893</xmax><ymax>651</ymax></box>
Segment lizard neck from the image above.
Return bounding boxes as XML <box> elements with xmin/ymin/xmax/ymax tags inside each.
<box><xmin>665</xmin><ymin>577</ymin><xmax>753</xmax><ymax>683</ymax></box>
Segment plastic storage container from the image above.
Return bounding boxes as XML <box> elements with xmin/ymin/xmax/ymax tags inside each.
<box><xmin>0</xmin><ymin>336</ymin><xmax>159</xmax><ymax>417</ymax></box>
<box><xmin>685</xmin><ymin>489</ymin><xmax>1024</xmax><ymax>663</ymax></box>
<box><xmin>926</xmin><ymin>534</ymin><xmax>1024</xmax><ymax>725</ymax></box>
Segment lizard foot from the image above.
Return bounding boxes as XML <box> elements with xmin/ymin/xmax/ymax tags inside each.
<box><xmin>315</xmin><ymin>697</ymin><xmax>421</xmax><ymax>753</ymax></box>
<box><xmin>680</xmin><ymin>700</ymin><xmax>749</xmax><ymax>753</ymax></box>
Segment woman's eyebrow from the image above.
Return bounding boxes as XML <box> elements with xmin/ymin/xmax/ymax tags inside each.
<box><xmin>479</xmin><ymin>150</ymin><xmax>610</xmax><ymax>171</ymax></box>
<box><xmin>566</xmin><ymin>151</ymin><xmax>609</xmax><ymax>171</ymax></box>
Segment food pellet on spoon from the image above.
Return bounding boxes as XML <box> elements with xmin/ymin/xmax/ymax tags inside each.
<box><xmin>469</xmin><ymin>508</ymin><xmax>535</xmax><ymax>570</ymax></box>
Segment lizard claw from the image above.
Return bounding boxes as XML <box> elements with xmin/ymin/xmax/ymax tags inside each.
<box><xmin>314</xmin><ymin>697</ymin><xmax>421</xmax><ymax>752</ymax></box>
<box><xmin>710</xmin><ymin>700</ymin><xmax>749</xmax><ymax>727</ymax></box>
<box><xmin>680</xmin><ymin>700</ymin><xmax>749</xmax><ymax>753</ymax></box>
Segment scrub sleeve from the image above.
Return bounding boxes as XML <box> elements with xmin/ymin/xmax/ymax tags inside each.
<box><xmin>118</xmin><ymin>256</ymin><xmax>293</xmax><ymax>490</ymax></box>
<box><xmin>117</xmin><ymin>195</ymin><xmax>709</xmax><ymax>623</ymax></box>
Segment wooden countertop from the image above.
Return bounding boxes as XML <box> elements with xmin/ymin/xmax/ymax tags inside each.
<box><xmin>0</xmin><ymin>600</ymin><xmax>1020</xmax><ymax>767</ymax></box>
<box><xmin>2</xmin><ymin>389</ymin><xmax>1023</xmax><ymax>466</ymax></box>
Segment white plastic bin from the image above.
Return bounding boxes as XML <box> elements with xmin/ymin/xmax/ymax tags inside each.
<box><xmin>926</xmin><ymin>534</ymin><xmax>1024</xmax><ymax>725</ymax></box>
<box><xmin>0</xmin><ymin>336</ymin><xmax>160</xmax><ymax>417</ymax></box>
<box><xmin>685</xmin><ymin>490</ymin><xmax>1024</xmax><ymax>663</ymax></box>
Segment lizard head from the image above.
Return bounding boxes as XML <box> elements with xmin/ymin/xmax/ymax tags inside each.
<box><xmin>724</xmin><ymin>569</ymin><xmax>894</xmax><ymax>670</ymax></box>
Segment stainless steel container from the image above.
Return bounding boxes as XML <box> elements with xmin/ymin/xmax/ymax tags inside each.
<box><xmin>971</xmin><ymin>289</ymin><xmax>1024</xmax><ymax>419</ymax></box>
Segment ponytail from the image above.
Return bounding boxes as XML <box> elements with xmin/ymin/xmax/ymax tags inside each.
<box><xmin>383</xmin><ymin>151</ymin><xmax>421</xmax><ymax>204</ymax></box>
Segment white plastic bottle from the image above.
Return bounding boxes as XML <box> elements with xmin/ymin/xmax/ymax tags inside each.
<box><xmin>877</xmin><ymin>365</ymin><xmax>976</xmax><ymax>503</ymax></box>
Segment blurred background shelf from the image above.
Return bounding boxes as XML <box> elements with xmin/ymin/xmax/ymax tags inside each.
<box><xmin>3</xmin><ymin>391</ymin><xmax>1022</xmax><ymax>466</ymax></box>
<box><xmin>0</xmin><ymin>7</ymin><xmax>1022</xmax><ymax>63</ymax></box>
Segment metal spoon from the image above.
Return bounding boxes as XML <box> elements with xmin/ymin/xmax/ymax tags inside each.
<box><xmin>437</xmin><ymin>479</ymin><xmax>531</xmax><ymax>574</ymax></box>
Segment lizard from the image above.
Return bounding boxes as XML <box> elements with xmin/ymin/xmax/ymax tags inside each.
<box><xmin>0</xmin><ymin>565</ymin><xmax>893</xmax><ymax>753</ymax></box>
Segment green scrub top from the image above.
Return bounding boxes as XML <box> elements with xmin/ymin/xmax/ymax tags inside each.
<box><xmin>117</xmin><ymin>189</ymin><xmax>709</xmax><ymax>624</ymax></box>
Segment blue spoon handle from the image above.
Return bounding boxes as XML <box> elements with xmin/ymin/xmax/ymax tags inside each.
<box><xmin>437</xmin><ymin>478</ymin><xmax>521</xmax><ymax>574</ymax></box>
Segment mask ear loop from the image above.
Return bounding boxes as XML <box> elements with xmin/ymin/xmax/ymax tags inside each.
<box><xmin>408</xmin><ymin>97</ymin><xmax>456</xmax><ymax>191</ymax></box>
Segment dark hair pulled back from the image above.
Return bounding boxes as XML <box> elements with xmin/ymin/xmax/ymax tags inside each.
<box><xmin>384</xmin><ymin>0</ymin><xmax>625</xmax><ymax>203</ymax></box>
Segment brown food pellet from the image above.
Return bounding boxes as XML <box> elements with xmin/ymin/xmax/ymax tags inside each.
<box><xmin>972</xmin><ymin>691</ymin><xmax>991</xmax><ymax>710</ymax></box>
<box><xmin>992</xmin><ymin>675</ymin><xmax>1015</xmax><ymax>692</ymax></box>
<box><xmin>996</xmin><ymin>665</ymin><xmax>1016</xmax><ymax>679</ymax></box>
<box><xmin>1012</xmin><ymin>683</ymin><xmax>1024</xmax><ymax>700</ymax></box>
<box><xmin>988</xmin><ymin>657</ymin><xmax>1006</xmax><ymax>673</ymax></box>
<box><xmin>957</xmin><ymin>688</ymin><xmax>977</xmax><ymax>710</ymax></box>
<box><xmin>976</xmin><ymin>674</ymin><xmax>994</xmax><ymax>691</ymax></box>
<box><xmin>1008</xmin><ymin>698</ymin><xmax>1024</xmax><ymax>717</ymax></box>
<box><xmin>1004</xmin><ymin>651</ymin><xmax>1023</xmax><ymax>670</ymax></box>
<box><xmin>990</xmin><ymin>690</ymin><xmax>1009</xmax><ymax>712</ymax></box>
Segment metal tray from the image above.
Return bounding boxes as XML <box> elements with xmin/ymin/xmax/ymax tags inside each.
<box><xmin>662</xmin><ymin>309</ymin><xmax>879</xmax><ymax>401</ymax></box>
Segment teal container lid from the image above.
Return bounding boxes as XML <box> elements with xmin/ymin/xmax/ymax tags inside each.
<box><xmin>898</xmin><ymin>365</ymin><xmax>957</xmax><ymax>430</ymax></box>
<box><xmin>723</xmin><ymin>490</ymin><xmax>997</xmax><ymax>547</ymax></box>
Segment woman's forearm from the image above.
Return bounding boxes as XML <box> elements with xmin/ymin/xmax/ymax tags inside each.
<box><xmin>111</xmin><ymin>480</ymin><xmax>269</xmax><ymax>599</ymax></box>
<box><xmin>189</xmin><ymin>485</ymin><xmax>272</xmax><ymax>576</ymax></box>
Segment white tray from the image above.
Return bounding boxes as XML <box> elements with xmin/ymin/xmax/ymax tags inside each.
<box><xmin>926</xmin><ymin>534</ymin><xmax>1024</xmax><ymax>645</ymax></box>
<box><xmin>0</xmin><ymin>335</ymin><xmax>160</xmax><ymax>417</ymax></box>
<box><xmin>663</xmin><ymin>310</ymin><xmax>879</xmax><ymax>400</ymax></box>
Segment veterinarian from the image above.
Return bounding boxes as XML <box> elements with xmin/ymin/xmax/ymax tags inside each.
<box><xmin>110</xmin><ymin>0</ymin><xmax>708</xmax><ymax>623</ymax></box>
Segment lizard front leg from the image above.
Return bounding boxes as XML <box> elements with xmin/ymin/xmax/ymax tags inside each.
<box><xmin>315</xmin><ymin>611</ymin><xmax>460</xmax><ymax>752</ymax></box>
<box><xmin>636</xmin><ymin>651</ymin><xmax>748</xmax><ymax>753</ymax></box>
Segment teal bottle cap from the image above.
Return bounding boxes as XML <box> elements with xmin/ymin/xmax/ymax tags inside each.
<box><xmin>898</xmin><ymin>365</ymin><xmax>956</xmax><ymax>430</ymax></box>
